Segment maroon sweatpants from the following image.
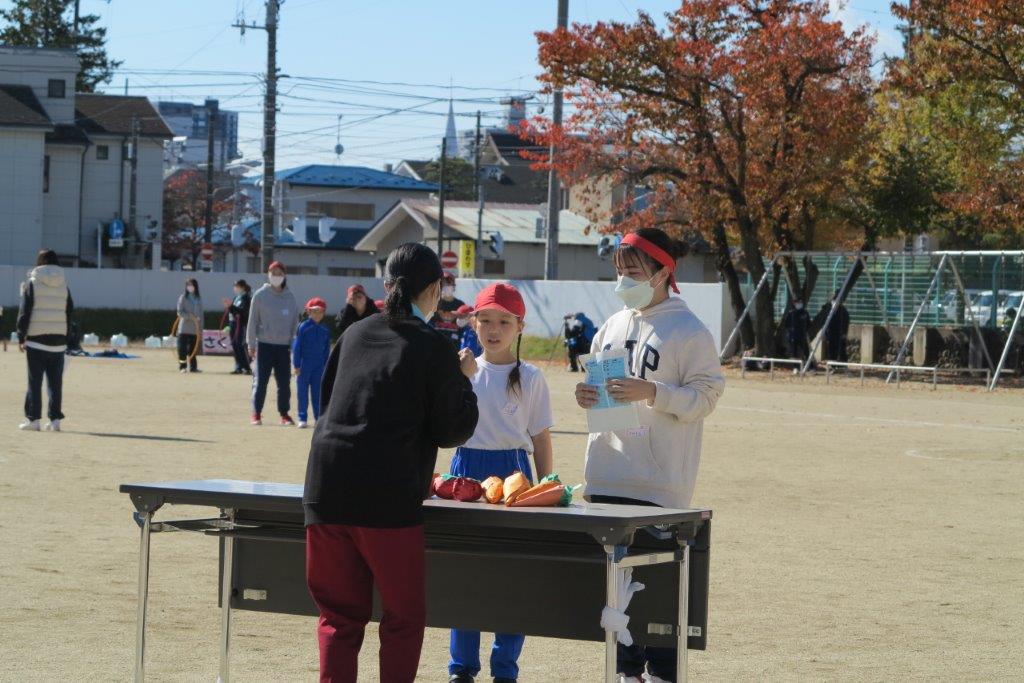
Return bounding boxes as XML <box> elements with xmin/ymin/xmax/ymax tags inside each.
<box><xmin>306</xmin><ymin>523</ymin><xmax>427</xmax><ymax>683</ymax></box>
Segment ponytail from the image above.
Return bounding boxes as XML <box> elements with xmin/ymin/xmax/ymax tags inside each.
<box><xmin>384</xmin><ymin>275</ymin><xmax>413</xmax><ymax>319</ymax></box>
<box><xmin>506</xmin><ymin>333</ymin><xmax>523</xmax><ymax>399</ymax></box>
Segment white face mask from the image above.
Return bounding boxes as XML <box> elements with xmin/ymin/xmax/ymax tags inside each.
<box><xmin>795</xmin><ymin>303</ymin><xmax>804</xmax><ymax>310</ymax></box>
<box><xmin>614</xmin><ymin>274</ymin><xmax>656</xmax><ymax>310</ymax></box>
<box><xmin>268</xmin><ymin>274</ymin><xmax>284</xmax><ymax>287</ymax></box>
<box><xmin>186</xmin><ymin>286</ymin><xmax>195</xmax><ymax>294</ymax></box>
<box><xmin>456</xmin><ymin>318</ymin><xmax>469</xmax><ymax>328</ymax></box>
<box><xmin>441</xmin><ymin>286</ymin><xmax>455</xmax><ymax>299</ymax></box>
<box><xmin>233</xmin><ymin>288</ymin><xmax>242</xmax><ymax>296</ymax></box>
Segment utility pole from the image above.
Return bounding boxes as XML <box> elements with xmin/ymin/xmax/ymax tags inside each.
<box><xmin>437</xmin><ymin>137</ymin><xmax>447</xmax><ymax>255</ymax></box>
<box><xmin>128</xmin><ymin>116</ymin><xmax>140</xmax><ymax>268</ymax></box>
<box><xmin>73</xmin><ymin>0</ymin><xmax>80</xmax><ymax>36</ymax></box>
<box><xmin>474</xmin><ymin>110</ymin><xmax>483</xmax><ymax>277</ymax></box>
<box><xmin>203</xmin><ymin>98</ymin><xmax>218</xmax><ymax>247</ymax></box>
<box><xmin>235</xmin><ymin>1</ymin><xmax>280</xmax><ymax>271</ymax></box>
<box><xmin>544</xmin><ymin>0</ymin><xmax>569</xmax><ymax>280</ymax></box>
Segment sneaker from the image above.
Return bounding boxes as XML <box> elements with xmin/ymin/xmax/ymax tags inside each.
<box><xmin>230</xmin><ymin>369</ymin><xmax>242</xmax><ymax>375</ymax></box>
<box><xmin>449</xmin><ymin>675</ymin><xmax>474</xmax><ymax>683</ymax></box>
<box><xmin>493</xmin><ymin>678</ymin><xmax>516</xmax><ymax>683</ymax></box>
<box><xmin>643</xmin><ymin>676</ymin><xmax>670</xmax><ymax>683</ymax></box>
<box><xmin>44</xmin><ymin>419</ymin><xmax>61</xmax><ymax>432</ymax></box>
<box><xmin>179</xmin><ymin>368</ymin><xmax>188</xmax><ymax>374</ymax></box>
<box><xmin>251</xmin><ymin>413</ymin><xmax>262</xmax><ymax>426</ymax></box>
<box><xmin>18</xmin><ymin>419</ymin><xmax>41</xmax><ymax>431</ymax></box>
<box><xmin>280</xmin><ymin>414</ymin><xmax>296</xmax><ymax>426</ymax></box>
<box><xmin>190</xmin><ymin>368</ymin><xmax>202</xmax><ymax>373</ymax></box>
<box><xmin>297</xmin><ymin>420</ymin><xmax>308</xmax><ymax>429</ymax></box>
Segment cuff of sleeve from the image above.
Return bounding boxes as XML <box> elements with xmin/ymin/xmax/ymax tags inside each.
<box><xmin>650</xmin><ymin>381</ymin><xmax>671</xmax><ymax>411</ymax></box>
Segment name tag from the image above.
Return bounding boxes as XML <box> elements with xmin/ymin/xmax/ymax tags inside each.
<box><xmin>626</xmin><ymin>426</ymin><xmax>649</xmax><ymax>438</ymax></box>
<box><xmin>502</xmin><ymin>402</ymin><xmax>519</xmax><ymax>416</ymax></box>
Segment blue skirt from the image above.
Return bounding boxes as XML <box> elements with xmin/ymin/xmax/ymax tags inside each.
<box><xmin>450</xmin><ymin>447</ymin><xmax>533</xmax><ymax>483</ymax></box>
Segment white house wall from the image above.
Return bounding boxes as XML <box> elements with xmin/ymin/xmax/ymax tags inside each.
<box><xmin>270</xmin><ymin>247</ymin><xmax>377</xmax><ymax>276</ymax></box>
<box><xmin>42</xmin><ymin>145</ymin><xmax>84</xmax><ymax>256</ymax></box>
<box><xmin>0</xmin><ymin>129</ymin><xmax>46</xmax><ymax>264</ymax></box>
<box><xmin>0</xmin><ymin>48</ymin><xmax>78</xmax><ymax>124</ymax></box>
<box><xmin>281</xmin><ymin>184</ymin><xmax>422</xmax><ymax>232</ymax></box>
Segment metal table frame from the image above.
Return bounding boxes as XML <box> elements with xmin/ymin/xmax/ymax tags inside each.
<box><xmin>124</xmin><ymin>480</ymin><xmax>709</xmax><ymax>683</ymax></box>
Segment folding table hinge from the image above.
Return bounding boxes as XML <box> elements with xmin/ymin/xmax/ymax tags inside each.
<box><xmin>647</xmin><ymin>623</ymin><xmax>702</xmax><ymax>637</ymax></box>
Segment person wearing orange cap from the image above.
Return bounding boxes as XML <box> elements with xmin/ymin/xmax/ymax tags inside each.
<box><xmin>334</xmin><ymin>283</ymin><xmax>379</xmax><ymax>340</ymax></box>
<box><xmin>447</xmin><ymin>283</ymin><xmax>553</xmax><ymax>683</ymax></box>
<box><xmin>574</xmin><ymin>227</ymin><xmax>724</xmax><ymax>683</ymax></box>
<box><xmin>292</xmin><ymin>297</ymin><xmax>332</xmax><ymax>428</ymax></box>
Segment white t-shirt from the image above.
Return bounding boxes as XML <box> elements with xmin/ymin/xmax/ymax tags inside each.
<box><xmin>464</xmin><ymin>359</ymin><xmax>554</xmax><ymax>453</ymax></box>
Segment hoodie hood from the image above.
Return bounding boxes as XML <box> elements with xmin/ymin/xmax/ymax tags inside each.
<box><xmin>30</xmin><ymin>264</ymin><xmax>66</xmax><ymax>288</ymax></box>
<box><xmin>633</xmin><ymin>295</ymin><xmax>690</xmax><ymax>319</ymax></box>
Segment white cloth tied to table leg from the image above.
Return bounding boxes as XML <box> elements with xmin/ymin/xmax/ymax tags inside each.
<box><xmin>600</xmin><ymin>567</ymin><xmax>645</xmax><ymax>646</ymax></box>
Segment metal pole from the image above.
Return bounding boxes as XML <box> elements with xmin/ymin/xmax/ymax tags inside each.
<box><xmin>261</xmin><ymin>1</ymin><xmax>279</xmax><ymax>271</ymax></box>
<box><xmin>719</xmin><ymin>266</ymin><xmax>772</xmax><ymax>362</ymax></box>
<box><xmin>544</xmin><ymin>0</ymin><xmax>569</xmax><ymax>280</ymax></box>
<box><xmin>133</xmin><ymin>511</ymin><xmax>152</xmax><ymax>683</ymax></box>
<box><xmin>604</xmin><ymin>546</ymin><xmax>619</xmax><ymax>683</ymax></box>
<box><xmin>887</xmin><ymin>253</ymin><xmax>948</xmax><ymax>383</ymax></box>
<box><xmin>474</xmin><ymin>110</ymin><xmax>483</xmax><ymax>278</ymax></box>
<box><xmin>948</xmin><ymin>258</ymin><xmax>996</xmax><ymax>371</ymax></box>
<box><xmin>218</xmin><ymin>513</ymin><xmax>235</xmax><ymax>683</ymax></box>
<box><xmin>204</xmin><ymin>99</ymin><xmax>218</xmax><ymax>247</ymax></box>
<box><xmin>801</xmin><ymin>257</ymin><xmax>859</xmax><ymax>374</ymax></box>
<box><xmin>437</xmin><ymin>138</ymin><xmax>447</xmax><ymax>255</ymax></box>
<box><xmin>676</xmin><ymin>543</ymin><xmax>690</xmax><ymax>682</ymax></box>
<box><xmin>989</xmin><ymin>302</ymin><xmax>1023</xmax><ymax>391</ymax></box>
<box><xmin>129</xmin><ymin>116</ymin><xmax>140</xmax><ymax>267</ymax></box>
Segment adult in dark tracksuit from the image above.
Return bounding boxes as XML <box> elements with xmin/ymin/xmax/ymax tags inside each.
<box><xmin>824</xmin><ymin>295</ymin><xmax>851</xmax><ymax>362</ymax></box>
<box><xmin>292</xmin><ymin>297</ymin><xmax>331</xmax><ymax>428</ymax></box>
<box><xmin>783</xmin><ymin>300</ymin><xmax>811</xmax><ymax>361</ymax></box>
<box><xmin>224</xmin><ymin>279</ymin><xmax>252</xmax><ymax>374</ymax></box>
<box><xmin>17</xmin><ymin>249</ymin><xmax>74</xmax><ymax>432</ymax></box>
<box><xmin>246</xmin><ymin>261</ymin><xmax>300</xmax><ymax>426</ymax></box>
<box><xmin>304</xmin><ymin>243</ymin><xmax>479</xmax><ymax>683</ymax></box>
<box><xmin>176</xmin><ymin>278</ymin><xmax>203</xmax><ymax>373</ymax></box>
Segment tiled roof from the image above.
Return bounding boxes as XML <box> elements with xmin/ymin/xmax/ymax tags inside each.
<box><xmin>0</xmin><ymin>84</ymin><xmax>51</xmax><ymax>128</ymax></box>
<box><xmin>75</xmin><ymin>94</ymin><xmax>173</xmax><ymax>137</ymax></box>
<box><xmin>276</xmin><ymin>164</ymin><xmax>439</xmax><ymax>191</ymax></box>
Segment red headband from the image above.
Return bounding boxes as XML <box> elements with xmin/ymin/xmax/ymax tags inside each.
<box><xmin>621</xmin><ymin>233</ymin><xmax>679</xmax><ymax>293</ymax></box>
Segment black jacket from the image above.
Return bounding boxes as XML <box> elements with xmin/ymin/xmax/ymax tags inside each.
<box><xmin>303</xmin><ymin>314</ymin><xmax>478</xmax><ymax>528</ymax></box>
<box><xmin>335</xmin><ymin>300</ymin><xmax>379</xmax><ymax>339</ymax></box>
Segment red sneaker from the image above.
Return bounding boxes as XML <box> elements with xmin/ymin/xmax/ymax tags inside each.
<box><xmin>280</xmin><ymin>414</ymin><xmax>296</xmax><ymax>426</ymax></box>
<box><xmin>251</xmin><ymin>413</ymin><xmax>262</xmax><ymax>426</ymax></box>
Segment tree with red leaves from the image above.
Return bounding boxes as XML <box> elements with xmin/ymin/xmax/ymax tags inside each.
<box><xmin>162</xmin><ymin>169</ymin><xmax>235</xmax><ymax>269</ymax></box>
<box><xmin>527</xmin><ymin>0</ymin><xmax>874</xmax><ymax>354</ymax></box>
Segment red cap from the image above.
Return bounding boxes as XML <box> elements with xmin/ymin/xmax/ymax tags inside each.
<box><xmin>347</xmin><ymin>284</ymin><xmax>365</xmax><ymax>297</ymax></box>
<box><xmin>267</xmin><ymin>261</ymin><xmax>286</xmax><ymax>274</ymax></box>
<box><xmin>474</xmin><ymin>283</ymin><xmax>526</xmax><ymax>319</ymax></box>
<box><xmin>305</xmin><ymin>297</ymin><xmax>326</xmax><ymax>310</ymax></box>
<box><xmin>455</xmin><ymin>304</ymin><xmax>474</xmax><ymax>316</ymax></box>
<box><xmin>373</xmin><ymin>299</ymin><xmax>384</xmax><ymax>308</ymax></box>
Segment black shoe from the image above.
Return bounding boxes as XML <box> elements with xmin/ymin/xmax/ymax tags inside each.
<box><xmin>449</xmin><ymin>675</ymin><xmax>474</xmax><ymax>683</ymax></box>
<box><xmin>230</xmin><ymin>368</ymin><xmax>242</xmax><ymax>375</ymax></box>
<box><xmin>493</xmin><ymin>679</ymin><xmax>516</xmax><ymax>683</ymax></box>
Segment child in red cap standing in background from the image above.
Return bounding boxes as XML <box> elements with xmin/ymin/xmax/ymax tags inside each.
<box><xmin>447</xmin><ymin>283</ymin><xmax>554</xmax><ymax>683</ymax></box>
<box><xmin>334</xmin><ymin>283</ymin><xmax>379</xmax><ymax>340</ymax></box>
<box><xmin>293</xmin><ymin>297</ymin><xmax>332</xmax><ymax>428</ymax></box>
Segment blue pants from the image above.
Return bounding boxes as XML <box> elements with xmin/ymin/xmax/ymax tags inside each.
<box><xmin>296</xmin><ymin>363</ymin><xmax>325</xmax><ymax>422</ymax></box>
<box><xmin>448</xmin><ymin>447</ymin><xmax>533</xmax><ymax>680</ymax></box>
<box><xmin>252</xmin><ymin>342</ymin><xmax>291</xmax><ymax>416</ymax></box>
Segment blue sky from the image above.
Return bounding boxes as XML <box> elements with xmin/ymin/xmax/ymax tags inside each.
<box><xmin>2</xmin><ymin>0</ymin><xmax>904</xmax><ymax>170</ymax></box>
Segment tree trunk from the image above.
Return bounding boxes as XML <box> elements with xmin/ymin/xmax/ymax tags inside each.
<box><xmin>712</xmin><ymin>222</ymin><xmax>754</xmax><ymax>352</ymax></box>
<box><xmin>736</xmin><ymin>217</ymin><xmax>776</xmax><ymax>355</ymax></box>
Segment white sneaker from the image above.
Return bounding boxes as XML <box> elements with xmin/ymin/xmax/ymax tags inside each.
<box><xmin>18</xmin><ymin>419</ymin><xmax>41</xmax><ymax>431</ymax></box>
<box><xmin>44</xmin><ymin>420</ymin><xmax>61</xmax><ymax>432</ymax></box>
<box><xmin>297</xmin><ymin>421</ymin><xmax>308</xmax><ymax>429</ymax></box>
<box><xmin>620</xmin><ymin>677</ymin><xmax>643</xmax><ymax>683</ymax></box>
<box><xmin>643</xmin><ymin>675</ymin><xmax>670</xmax><ymax>683</ymax></box>
<box><xmin>180</xmin><ymin>368</ymin><xmax>188</xmax><ymax>374</ymax></box>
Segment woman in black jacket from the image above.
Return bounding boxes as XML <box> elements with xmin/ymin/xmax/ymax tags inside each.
<box><xmin>304</xmin><ymin>243</ymin><xmax>478</xmax><ymax>683</ymax></box>
<box><xmin>334</xmin><ymin>283</ymin><xmax>379</xmax><ymax>339</ymax></box>
<box><xmin>223</xmin><ymin>279</ymin><xmax>252</xmax><ymax>374</ymax></box>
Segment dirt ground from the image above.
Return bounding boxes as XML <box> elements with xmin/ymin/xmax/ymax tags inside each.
<box><xmin>1</xmin><ymin>347</ymin><xmax>1022</xmax><ymax>682</ymax></box>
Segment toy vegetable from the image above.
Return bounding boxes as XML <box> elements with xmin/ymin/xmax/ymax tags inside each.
<box><xmin>482</xmin><ymin>476</ymin><xmax>504</xmax><ymax>504</ymax></box>
<box><xmin>509</xmin><ymin>481</ymin><xmax>564</xmax><ymax>507</ymax></box>
<box><xmin>451</xmin><ymin>477</ymin><xmax>483</xmax><ymax>502</ymax></box>
<box><xmin>502</xmin><ymin>472</ymin><xmax>531</xmax><ymax>506</ymax></box>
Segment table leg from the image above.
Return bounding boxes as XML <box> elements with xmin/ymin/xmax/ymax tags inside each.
<box><xmin>676</xmin><ymin>542</ymin><xmax>690</xmax><ymax>682</ymax></box>
<box><xmin>604</xmin><ymin>545</ymin><xmax>620</xmax><ymax>683</ymax></box>
<box><xmin>217</xmin><ymin>523</ymin><xmax>235</xmax><ymax>683</ymax></box>
<box><xmin>133</xmin><ymin>511</ymin><xmax>152</xmax><ymax>683</ymax></box>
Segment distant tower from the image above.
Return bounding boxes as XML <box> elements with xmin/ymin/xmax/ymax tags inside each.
<box><xmin>444</xmin><ymin>99</ymin><xmax>459</xmax><ymax>158</ymax></box>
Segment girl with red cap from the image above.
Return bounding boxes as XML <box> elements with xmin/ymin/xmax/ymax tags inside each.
<box><xmin>246</xmin><ymin>261</ymin><xmax>301</xmax><ymax>425</ymax></box>
<box><xmin>575</xmin><ymin>227</ymin><xmax>724</xmax><ymax>683</ymax></box>
<box><xmin>447</xmin><ymin>282</ymin><xmax>554</xmax><ymax>683</ymax></box>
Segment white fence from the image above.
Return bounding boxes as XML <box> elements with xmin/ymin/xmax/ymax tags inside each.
<box><xmin>0</xmin><ymin>266</ymin><xmax>733</xmax><ymax>349</ymax></box>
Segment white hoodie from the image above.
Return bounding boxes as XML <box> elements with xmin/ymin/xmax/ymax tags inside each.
<box><xmin>584</xmin><ymin>297</ymin><xmax>725</xmax><ymax>509</ymax></box>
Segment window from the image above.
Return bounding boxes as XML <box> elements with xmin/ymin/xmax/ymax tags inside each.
<box><xmin>285</xmin><ymin>266</ymin><xmax>319</xmax><ymax>275</ymax></box>
<box><xmin>48</xmin><ymin>79</ymin><xmax>65</xmax><ymax>99</ymax></box>
<box><xmin>307</xmin><ymin>201</ymin><xmax>375</xmax><ymax>221</ymax></box>
<box><xmin>96</xmin><ymin>145</ymin><xmax>109</xmax><ymax>160</ymax></box>
<box><xmin>43</xmin><ymin>155</ymin><xmax>50</xmax><ymax>193</ymax></box>
<box><xmin>327</xmin><ymin>267</ymin><xmax>376</xmax><ymax>277</ymax></box>
<box><xmin>483</xmin><ymin>259</ymin><xmax>505</xmax><ymax>275</ymax></box>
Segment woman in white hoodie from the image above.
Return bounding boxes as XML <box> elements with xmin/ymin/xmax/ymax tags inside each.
<box><xmin>575</xmin><ymin>227</ymin><xmax>724</xmax><ymax>683</ymax></box>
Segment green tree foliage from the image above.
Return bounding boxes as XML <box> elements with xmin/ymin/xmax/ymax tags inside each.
<box><xmin>0</xmin><ymin>0</ymin><xmax>121</xmax><ymax>92</ymax></box>
<box><xmin>418</xmin><ymin>157</ymin><xmax>476</xmax><ymax>201</ymax></box>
